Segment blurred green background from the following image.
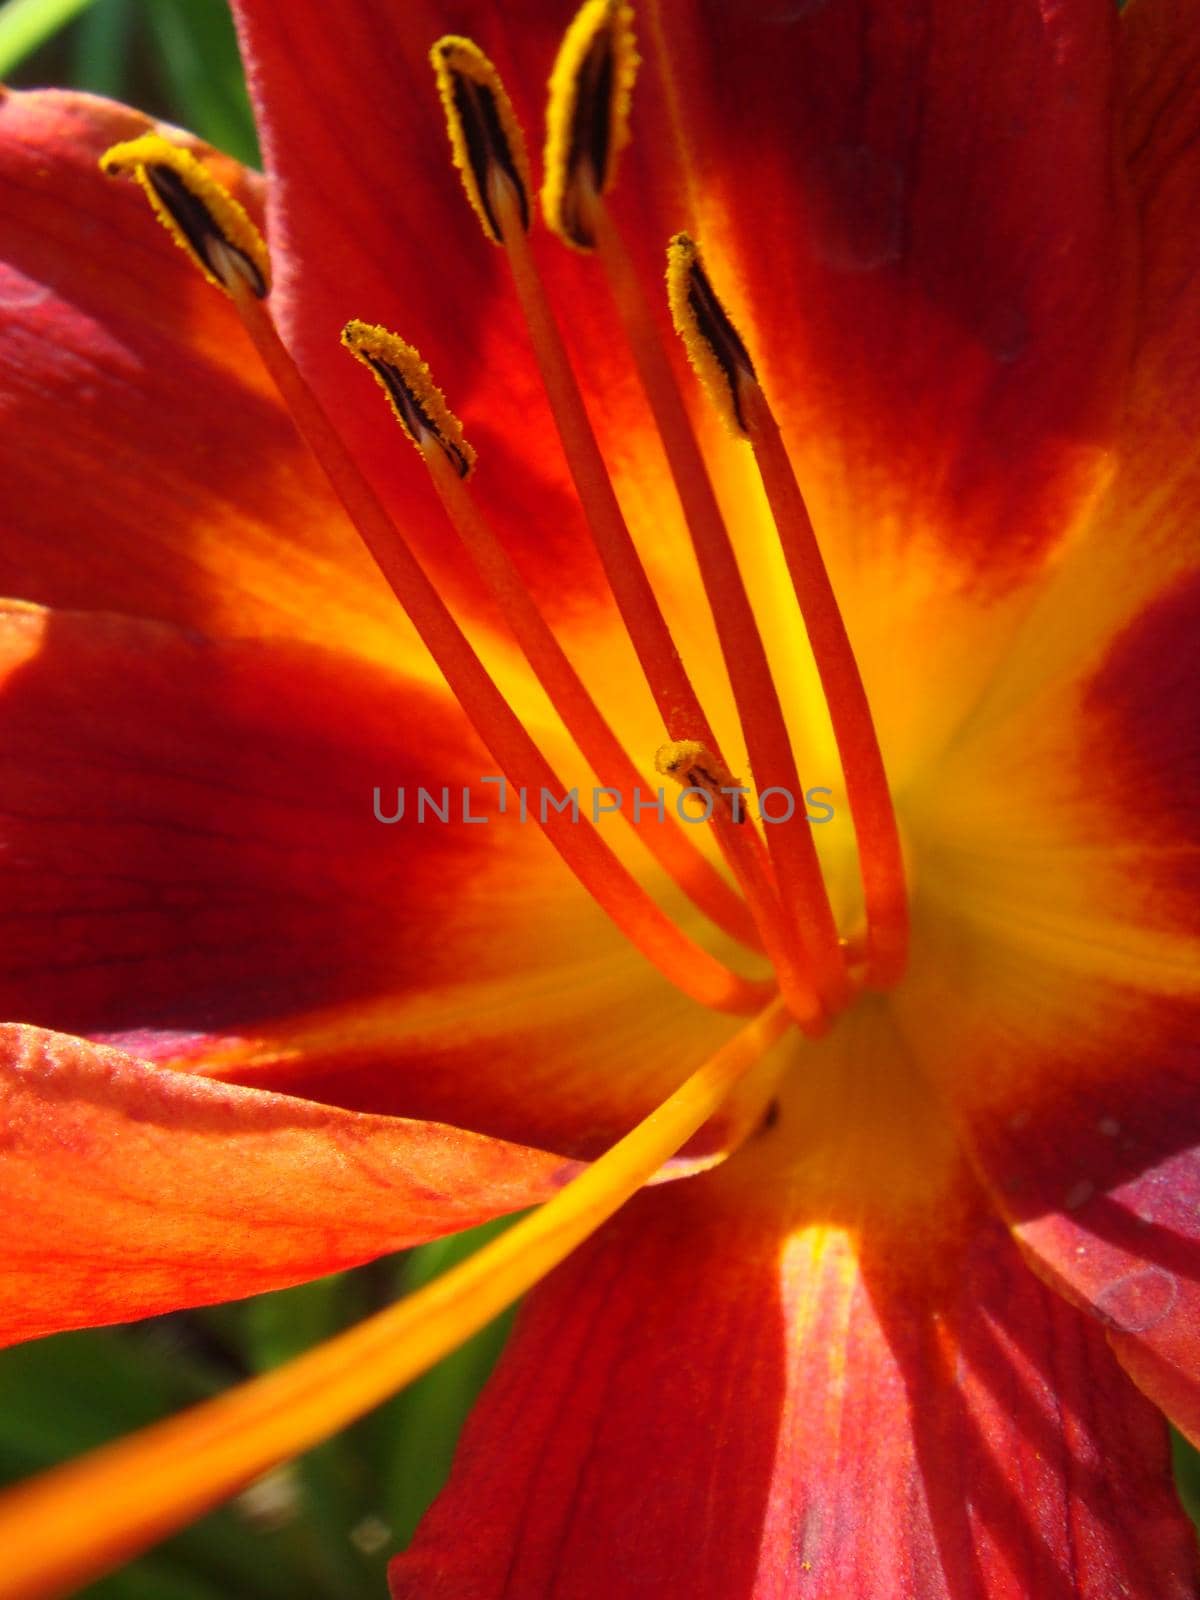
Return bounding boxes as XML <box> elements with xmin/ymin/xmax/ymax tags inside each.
<box><xmin>1</xmin><ymin>0</ymin><xmax>1197</xmax><ymax>1593</ymax></box>
<box><xmin>0</xmin><ymin>0</ymin><xmax>258</xmax><ymax>162</ymax></box>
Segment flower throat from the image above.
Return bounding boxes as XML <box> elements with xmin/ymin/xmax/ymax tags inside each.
<box><xmin>101</xmin><ymin>0</ymin><xmax>908</xmax><ymax>1037</ymax></box>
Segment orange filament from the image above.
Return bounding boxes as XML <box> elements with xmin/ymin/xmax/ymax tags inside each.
<box><xmin>487</xmin><ymin>176</ymin><xmax>815</xmax><ymax>1007</ymax></box>
<box><xmin>223</xmin><ymin>273</ymin><xmax>772</xmax><ymax>1016</ymax></box>
<box><xmin>493</xmin><ymin>174</ymin><xmax>707</xmax><ymax>744</ymax></box>
<box><xmin>741</xmin><ymin>380</ymin><xmax>909</xmax><ymax>987</ymax></box>
<box><xmin>0</xmin><ymin>998</ymin><xmax>790</xmax><ymax>1600</ymax></box>
<box><xmin>419</xmin><ymin>438</ymin><xmax>765</xmax><ymax>953</ymax></box>
<box><xmin>588</xmin><ymin>192</ymin><xmax>847</xmax><ymax>1006</ymax></box>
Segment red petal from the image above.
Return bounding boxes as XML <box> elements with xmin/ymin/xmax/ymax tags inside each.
<box><xmin>633</xmin><ymin>0</ymin><xmax>1140</xmax><ymax>784</ymax></box>
<box><xmin>0</xmin><ymin>602</ymin><xmax>769</xmax><ymax>1162</ymax></box>
<box><xmin>391</xmin><ymin>1127</ymin><xmax>1195</xmax><ymax>1597</ymax></box>
<box><xmin>894</xmin><ymin>571</ymin><xmax>1200</xmax><ymax>1442</ymax></box>
<box><xmin>936</xmin><ymin>0</ymin><xmax>1200</xmax><ymax>745</ymax></box>
<box><xmin>934</xmin><ymin>998</ymin><xmax>1200</xmax><ymax>1454</ymax></box>
<box><xmin>0</xmin><ymin>602</ymin><xmax>524</xmax><ymax>1034</ymax></box>
<box><xmin>0</xmin><ymin>1025</ymin><xmax>572</xmax><ymax>1346</ymax></box>
<box><xmin>645</xmin><ymin>0</ymin><xmax>1132</xmax><ymax>586</ymax></box>
<box><xmin>0</xmin><ymin>88</ymin><xmax>409</xmax><ymax>656</ymax></box>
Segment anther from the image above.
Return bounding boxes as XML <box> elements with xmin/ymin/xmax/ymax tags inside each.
<box><xmin>100</xmin><ymin>135</ymin><xmax>270</xmax><ymax>298</ymax></box>
<box><xmin>430</xmin><ymin>37</ymin><xmax>532</xmax><ymax>243</ymax></box>
<box><xmin>342</xmin><ymin>321</ymin><xmax>476</xmax><ymax>479</ymax></box>
<box><xmin>542</xmin><ymin>0</ymin><xmax>639</xmax><ymax>249</ymax></box>
<box><xmin>655</xmin><ymin>740</ymin><xmax>746</xmax><ymax>823</ymax></box>
<box><xmin>665</xmin><ymin>232</ymin><xmax>755</xmax><ymax>435</ymax></box>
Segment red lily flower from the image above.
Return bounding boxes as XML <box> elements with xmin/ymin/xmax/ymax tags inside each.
<box><xmin>0</xmin><ymin>0</ymin><xmax>1198</xmax><ymax>1594</ymax></box>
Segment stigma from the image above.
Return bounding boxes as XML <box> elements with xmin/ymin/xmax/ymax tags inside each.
<box><xmin>100</xmin><ymin>0</ymin><xmax>910</xmax><ymax>1026</ymax></box>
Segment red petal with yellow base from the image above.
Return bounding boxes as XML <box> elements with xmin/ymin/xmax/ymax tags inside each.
<box><xmin>0</xmin><ymin>599</ymin><xmax>778</xmax><ymax>1167</ymax></box>
<box><xmin>226</xmin><ymin>0</ymin><xmax>1142</xmax><ymax>786</ymax></box>
<box><xmin>0</xmin><ymin>89</ymin><xmax>435</xmax><ymax>660</ymax></box>
<box><xmin>884</xmin><ymin>0</ymin><xmax>1200</xmax><ymax>1458</ymax></box>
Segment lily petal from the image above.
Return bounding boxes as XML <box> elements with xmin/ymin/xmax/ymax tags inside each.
<box><xmin>625</xmin><ymin>0</ymin><xmax>1137</xmax><ymax>778</ymax></box>
<box><xmin>639</xmin><ymin>0</ymin><xmax>1132</xmax><ymax>572</ymax></box>
<box><xmin>935</xmin><ymin>0</ymin><xmax>1200</xmax><ymax>731</ymax></box>
<box><xmin>894</xmin><ymin>552</ymin><xmax>1200</xmax><ymax>1445</ymax></box>
<box><xmin>0</xmin><ymin>87</ymin><xmax>419</xmax><ymax>664</ymax></box>
<box><xmin>973</xmin><ymin>1022</ymin><xmax>1200</xmax><ymax>1455</ymax></box>
<box><xmin>0</xmin><ymin>601</ymin><xmax>773</xmax><ymax>1162</ymax></box>
<box><xmin>0</xmin><ymin>601</ymin><xmax>534</xmax><ymax>1033</ymax></box>
<box><xmin>392</xmin><ymin>1005</ymin><xmax>1196</xmax><ymax>1597</ymax></box>
<box><xmin>0</xmin><ymin>1024</ymin><xmax>572</xmax><ymax>1347</ymax></box>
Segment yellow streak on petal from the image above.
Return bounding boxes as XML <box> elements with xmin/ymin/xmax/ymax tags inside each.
<box><xmin>0</xmin><ymin>999</ymin><xmax>790</xmax><ymax>1600</ymax></box>
<box><xmin>430</xmin><ymin>35</ymin><xmax>532</xmax><ymax>244</ymax></box>
<box><xmin>100</xmin><ymin>134</ymin><xmax>270</xmax><ymax>297</ymax></box>
<box><xmin>542</xmin><ymin>0</ymin><xmax>639</xmax><ymax>250</ymax></box>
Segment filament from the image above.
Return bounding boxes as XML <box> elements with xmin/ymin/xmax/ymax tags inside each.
<box><xmin>223</xmin><ymin>271</ymin><xmax>773</xmax><ymax>1015</ymax></box>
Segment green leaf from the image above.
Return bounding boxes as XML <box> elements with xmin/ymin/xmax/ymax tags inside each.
<box><xmin>69</xmin><ymin>0</ymin><xmax>133</xmax><ymax>101</ymax></box>
<box><xmin>0</xmin><ymin>1326</ymin><xmax>329</xmax><ymax>1598</ymax></box>
<box><xmin>145</xmin><ymin>0</ymin><xmax>259</xmax><ymax>165</ymax></box>
<box><xmin>1171</xmin><ymin>1426</ymin><xmax>1200</xmax><ymax>1531</ymax></box>
<box><xmin>0</xmin><ymin>0</ymin><xmax>96</xmax><ymax>76</ymax></box>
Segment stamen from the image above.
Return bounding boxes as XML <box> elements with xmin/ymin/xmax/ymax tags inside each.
<box><xmin>668</xmin><ymin>235</ymin><xmax>910</xmax><ymax>988</ymax></box>
<box><xmin>499</xmin><ymin>195</ymin><xmax>821</xmax><ymax>1016</ymax></box>
<box><xmin>542</xmin><ymin>0</ymin><xmax>639</xmax><ymax>249</ymax></box>
<box><xmin>430</xmin><ymin>37</ymin><xmax>532</xmax><ymax>243</ymax></box>
<box><xmin>228</xmin><ymin>284</ymin><xmax>772</xmax><ymax>1016</ymax></box>
<box><xmin>101</xmin><ymin>135</ymin><xmax>270</xmax><ymax>298</ymax></box>
<box><xmin>342</xmin><ymin>319</ymin><xmax>764</xmax><ymax>954</ymax></box>
<box><xmin>0</xmin><ymin>999</ymin><xmax>790</xmax><ymax>1600</ymax></box>
<box><xmin>432</xmin><ymin>41</ymin><xmax>822</xmax><ymax>1021</ymax></box>
<box><xmin>655</xmin><ymin>739</ymin><xmax>744</xmax><ymax>821</ymax></box>
<box><xmin>585</xmin><ymin>200</ymin><xmax>847</xmax><ymax>1006</ymax></box>
<box><xmin>101</xmin><ymin>142</ymin><xmax>771</xmax><ymax>1015</ymax></box>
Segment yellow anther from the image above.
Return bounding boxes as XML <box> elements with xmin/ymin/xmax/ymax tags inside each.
<box><xmin>100</xmin><ymin>134</ymin><xmax>270</xmax><ymax>298</ymax></box>
<box><xmin>655</xmin><ymin>740</ymin><xmax>747</xmax><ymax>820</ymax></box>
<box><xmin>665</xmin><ymin>233</ymin><xmax>756</xmax><ymax>437</ymax></box>
<box><xmin>430</xmin><ymin>36</ymin><xmax>532</xmax><ymax>244</ymax></box>
<box><xmin>542</xmin><ymin>0</ymin><xmax>639</xmax><ymax>250</ymax></box>
<box><xmin>341</xmin><ymin>320</ymin><xmax>476</xmax><ymax>479</ymax></box>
